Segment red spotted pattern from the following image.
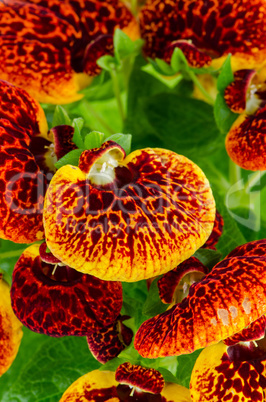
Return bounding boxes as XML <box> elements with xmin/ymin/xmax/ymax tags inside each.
<box><xmin>139</xmin><ymin>0</ymin><xmax>266</xmax><ymax>68</ymax></box>
<box><xmin>158</xmin><ymin>257</ymin><xmax>208</xmax><ymax>304</ymax></box>
<box><xmin>87</xmin><ymin>315</ymin><xmax>133</xmax><ymax>363</ymax></box>
<box><xmin>224</xmin><ymin>69</ymin><xmax>257</xmax><ymax>114</ymax></box>
<box><xmin>190</xmin><ymin>341</ymin><xmax>266</xmax><ymax>402</ymax></box>
<box><xmin>202</xmin><ymin>210</ymin><xmax>224</xmax><ymax>250</ymax></box>
<box><xmin>0</xmin><ymin>80</ymin><xmax>49</xmax><ymax>243</ymax></box>
<box><xmin>224</xmin><ymin>315</ymin><xmax>266</xmax><ymax>346</ymax></box>
<box><xmin>164</xmin><ymin>40</ymin><xmax>212</xmax><ymax>68</ymax></box>
<box><xmin>11</xmin><ymin>245</ymin><xmax>123</xmax><ymax>336</ymax></box>
<box><xmin>116</xmin><ymin>363</ymin><xmax>165</xmax><ymax>394</ymax></box>
<box><xmin>44</xmin><ymin>142</ymin><xmax>215</xmax><ymax>282</ymax></box>
<box><xmin>83</xmin><ymin>34</ymin><xmax>114</xmax><ymax>76</ymax></box>
<box><xmin>0</xmin><ymin>0</ymin><xmax>137</xmax><ymax>103</ymax></box>
<box><xmin>134</xmin><ymin>240</ymin><xmax>266</xmax><ymax>358</ymax></box>
<box><xmin>226</xmin><ymin>104</ymin><xmax>266</xmax><ymax>170</ymax></box>
<box><xmin>49</xmin><ymin>125</ymin><xmax>77</xmax><ymax>160</ymax></box>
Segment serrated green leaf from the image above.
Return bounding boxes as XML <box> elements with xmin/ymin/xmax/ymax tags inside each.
<box><xmin>193</xmin><ymin>248</ymin><xmax>222</xmax><ymax>269</ymax></box>
<box><xmin>104</xmin><ymin>133</ymin><xmax>132</xmax><ymax>155</ymax></box>
<box><xmin>142</xmin><ymin>277</ymin><xmax>167</xmax><ymax>318</ymax></box>
<box><xmin>170</xmin><ymin>47</ymin><xmax>189</xmax><ymax>73</ymax></box>
<box><xmin>214</xmin><ymin>93</ymin><xmax>238</xmax><ymax>134</ymax></box>
<box><xmin>217</xmin><ymin>54</ymin><xmax>234</xmax><ymax>93</ymax></box>
<box><xmin>72</xmin><ymin>117</ymin><xmax>84</xmax><ymax>148</ymax></box>
<box><xmin>54</xmin><ymin>149</ymin><xmax>84</xmax><ymax>169</ymax></box>
<box><xmin>84</xmin><ymin>131</ymin><xmax>104</xmax><ymax>150</ymax></box>
<box><xmin>0</xmin><ymin>331</ymin><xmax>100</xmax><ymax>402</ymax></box>
<box><xmin>52</xmin><ymin>105</ymin><xmax>72</xmax><ymax>127</ymax></box>
<box><xmin>97</xmin><ymin>55</ymin><xmax>117</xmax><ymax>71</ymax></box>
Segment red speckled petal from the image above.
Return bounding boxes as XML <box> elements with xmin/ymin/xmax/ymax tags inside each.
<box><xmin>116</xmin><ymin>363</ymin><xmax>164</xmax><ymax>394</ymax></box>
<box><xmin>48</xmin><ymin>125</ymin><xmax>77</xmax><ymax>161</ymax></box>
<box><xmin>190</xmin><ymin>341</ymin><xmax>266</xmax><ymax>402</ymax></box>
<box><xmin>224</xmin><ymin>315</ymin><xmax>266</xmax><ymax>346</ymax></box>
<box><xmin>224</xmin><ymin>69</ymin><xmax>257</xmax><ymax>113</ymax></box>
<box><xmin>139</xmin><ymin>0</ymin><xmax>266</xmax><ymax>70</ymax></box>
<box><xmin>83</xmin><ymin>34</ymin><xmax>114</xmax><ymax>76</ymax></box>
<box><xmin>202</xmin><ymin>210</ymin><xmax>224</xmax><ymax>250</ymax></box>
<box><xmin>0</xmin><ymin>274</ymin><xmax>23</xmax><ymax>377</ymax></box>
<box><xmin>226</xmin><ymin>106</ymin><xmax>266</xmax><ymax>171</ymax></box>
<box><xmin>134</xmin><ymin>240</ymin><xmax>266</xmax><ymax>358</ymax></box>
<box><xmin>0</xmin><ymin>80</ymin><xmax>49</xmax><ymax>243</ymax></box>
<box><xmin>164</xmin><ymin>40</ymin><xmax>212</xmax><ymax>68</ymax></box>
<box><xmin>87</xmin><ymin>315</ymin><xmax>133</xmax><ymax>364</ymax></box>
<box><xmin>158</xmin><ymin>257</ymin><xmax>208</xmax><ymax>304</ymax></box>
<box><xmin>11</xmin><ymin>245</ymin><xmax>123</xmax><ymax>336</ymax></box>
<box><xmin>59</xmin><ymin>369</ymin><xmax>192</xmax><ymax>401</ymax></box>
<box><xmin>0</xmin><ymin>0</ymin><xmax>138</xmax><ymax>103</ymax></box>
<box><xmin>44</xmin><ymin>143</ymin><xmax>215</xmax><ymax>282</ymax></box>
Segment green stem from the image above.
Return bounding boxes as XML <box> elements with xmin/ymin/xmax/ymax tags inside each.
<box><xmin>229</xmin><ymin>159</ymin><xmax>242</xmax><ymax>187</ymax></box>
<box><xmin>0</xmin><ymin>248</ymin><xmax>26</xmax><ymax>259</ymax></box>
<box><xmin>187</xmin><ymin>69</ymin><xmax>215</xmax><ymax>105</ymax></box>
<box><xmin>110</xmin><ymin>68</ymin><xmax>126</xmax><ymax>122</ymax></box>
<box><xmin>244</xmin><ymin>170</ymin><xmax>266</xmax><ymax>193</ymax></box>
<box><xmin>82</xmin><ymin>101</ymin><xmax>115</xmax><ymax>135</ymax></box>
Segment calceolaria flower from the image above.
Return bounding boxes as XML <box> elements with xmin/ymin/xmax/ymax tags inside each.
<box><xmin>224</xmin><ymin>68</ymin><xmax>266</xmax><ymax>170</ymax></box>
<box><xmin>0</xmin><ymin>80</ymin><xmax>77</xmax><ymax>243</ymax></box>
<box><xmin>135</xmin><ymin>240</ymin><xmax>266</xmax><ymax>358</ymax></box>
<box><xmin>11</xmin><ymin>244</ymin><xmax>123</xmax><ymax>337</ymax></box>
<box><xmin>0</xmin><ymin>0</ymin><xmax>139</xmax><ymax>103</ymax></box>
<box><xmin>190</xmin><ymin>316</ymin><xmax>266</xmax><ymax>401</ymax></box>
<box><xmin>59</xmin><ymin>362</ymin><xmax>192</xmax><ymax>401</ymax></box>
<box><xmin>0</xmin><ymin>273</ymin><xmax>23</xmax><ymax>377</ymax></box>
<box><xmin>139</xmin><ymin>0</ymin><xmax>266</xmax><ymax>71</ymax></box>
<box><xmin>43</xmin><ymin>140</ymin><xmax>215</xmax><ymax>282</ymax></box>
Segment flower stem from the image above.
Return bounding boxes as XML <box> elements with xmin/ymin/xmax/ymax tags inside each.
<box><xmin>187</xmin><ymin>69</ymin><xmax>215</xmax><ymax>105</ymax></box>
<box><xmin>110</xmin><ymin>67</ymin><xmax>126</xmax><ymax>122</ymax></box>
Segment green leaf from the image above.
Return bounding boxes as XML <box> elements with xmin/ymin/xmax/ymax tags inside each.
<box><xmin>217</xmin><ymin>54</ymin><xmax>234</xmax><ymax>93</ymax></box>
<box><xmin>193</xmin><ymin>248</ymin><xmax>222</xmax><ymax>269</ymax></box>
<box><xmin>214</xmin><ymin>93</ymin><xmax>238</xmax><ymax>134</ymax></box>
<box><xmin>84</xmin><ymin>131</ymin><xmax>104</xmax><ymax>150</ymax></box>
<box><xmin>157</xmin><ymin>367</ymin><xmax>180</xmax><ymax>385</ymax></box>
<box><xmin>104</xmin><ymin>133</ymin><xmax>132</xmax><ymax>155</ymax></box>
<box><xmin>142</xmin><ymin>278</ymin><xmax>167</xmax><ymax>318</ymax></box>
<box><xmin>144</xmin><ymin>93</ymin><xmax>222</xmax><ymax>159</ymax></box>
<box><xmin>0</xmin><ymin>239</ymin><xmax>27</xmax><ymax>278</ymax></box>
<box><xmin>72</xmin><ymin>117</ymin><xmax>84</xmax><ymax>148</ymax></box>
<box><xmin>52</xmin><ymin>105</ymin><xmax>72</xmax><ymax>127</ymax></box>
<box><xmin>0</xmin><ymin>330</ymin><xmax>100</xmax><ymax>402</ymax></box>
<box><xmin>149</xmin><ymin>58</ymin><xmax>175</xmax><ymax>76</ymax></box>
<box><xmin>97</xmin><ymin>55</ymin><xmax>117</xmax><ymax>72</ymax></box>
<box><xmin>170</xmin><ymin>47</ymin><xmax>189</xmax><ymax>73</ymax></box>
<box><xmin>176</xmin><ymin>349</ymin><xmax>202</xmax><ymax>388</ymax></box>
<box><xmin>54</xmin><ymin>149</ymin><xmax>84</xmax><ymax>169</ymax></box>
<box><xmin>114</xmin><ymin>29</ymin><xmax>143</xmax><ymax>62</ymax></box>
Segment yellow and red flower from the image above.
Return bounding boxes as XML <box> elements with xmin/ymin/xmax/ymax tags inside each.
<box><xmin>11</xmin><ymin>244</ymin><xmax>123</xmax><ymax>337</ymax></box>
<box><xmin>0</xmin><ymin>273</ymin><xmax>23</xmax><ymax>377</ymax></box>
<box><xmin>0</xmin><ymin>0</ymin><xmax>138</xmax><ymax>103</ymax></box>
<box><xmin>135</xmin><ymin>239</ymin><xmax>266</xmax><ymax>358</ymax></box>
<box><xmin>43</xmin><ymin>141</ymin><xmax>215</xmax><ymax>282</ymax></box>
<box><xmin>139</xmin><ymin>0</ymin><xmax>266</xmax><ymax>71</ymax></box>
<box><xmin>59</xmin><ymin>362</ymin><xmax>192</xmax><ymax>401</ymax></box>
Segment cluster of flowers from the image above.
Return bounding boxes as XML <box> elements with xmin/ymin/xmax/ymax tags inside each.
<box><xmin>1</xmin><ymin>0</ymin><xmax>266</xmax><ymax>401</ymax></box>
